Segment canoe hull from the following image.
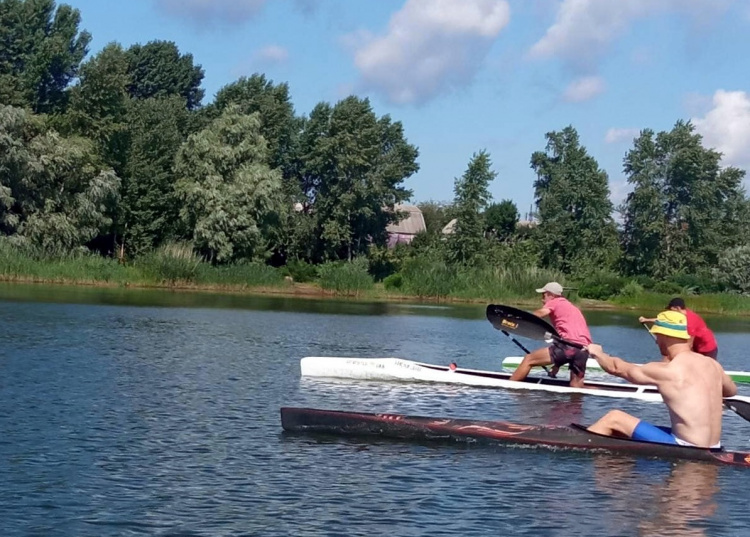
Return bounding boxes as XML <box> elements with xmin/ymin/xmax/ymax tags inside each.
<box><xmin>281</xmin><ymin>407</ymin><xmax>750</xmax><ymax>467</ymax></box>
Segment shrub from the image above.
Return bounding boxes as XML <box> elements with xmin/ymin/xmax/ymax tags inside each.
<box><xmin>576</xmin><ymin>271</ymin><xmax>626</xmax><ymax>300</ymax></box>
<box><xmin>136</xmin><ymin>243</ymin><xmax>201</xmax><ymax>284</ymax></box>
<box><xmin>284</xmin><ymin>259</ymin><xmax>317</xmax><ymax>283</ymax></box>
<box><xmin>400</xmin><ymin>256</ymin><xmax>455</xmax><ymax>299</ymax></box>
<box><xmin>317</xmin><ymin>257</ymin><xmax>374</xmax><ymax>296</ymax></box>
<box><xmin>618</xmin><ymin>280</ymin><xmax>644</xmax><ymax>298</ymax></box>
<box><xmin>383</xmin><ymin>273</ymin><xmax>403</xmax><ymax>290</ymax></box>
<box><xmin>651</xmin><ymin>280</ymin><xmax>683</xmax><ymax>295</ymax></box>
<box><xmin>714</xmin><ymin>245</ymin><xmax>750</xmax><ymax>294</ymax></box>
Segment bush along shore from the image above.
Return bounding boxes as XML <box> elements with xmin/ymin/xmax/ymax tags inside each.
<box><xmin>2</xmin><ymin>242</ymin><xmax>750</xmax><ymax>316</ymax></box>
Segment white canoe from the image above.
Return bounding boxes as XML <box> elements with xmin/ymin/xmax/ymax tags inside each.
<box><xmin>501</xmin><ymin>357</ymin><xmax>750</xmax><ymax>385</ymax></box>
<box><xmin>300</xmin><ymin>356</ymin><xmax>663</xmax><ymax>402</ymax></box>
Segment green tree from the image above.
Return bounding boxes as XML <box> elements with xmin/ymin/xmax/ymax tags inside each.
<box><xmin>119</xmin><ymin>96</ymin><xmax>192</xmax><ymax>256</ymax></box>
<box><xmin>62</xmin><ymin>42</ymin><xmax>130</xmax><ymax>170</ymax></box>
<box><xmin>295</xmin><ymin>96</ymin><xmax>418</xmax><ymax>261</ymax></box>
<box><xmin>418</xmin><ymin>200</ymin><xmax>453</xmax><ymax>235</ymax></box>
<box><xmin>447</xmin><ymin>151</ymin><xmax>495</xmax><ymax>264</ymax></box>
<box><xmin>0</xmin><ymin>105</ymin><xmax>119</xmax><ymax>253</ymax></box>
<box><xmin>213</xmin><ymin>74</ymin><xmax>301</xmax><ymax>178</ymax></box>
<box><xmin>484</xmin><ymin>199</ymin><xmax>518</xmax><ymax>240</ymax></box>
<box><xmin>0</xmin><ymin>0</ymin><xmax>91</xmax><ymax>113</ymax></box>
<box><xmin>174</xmin><ymin>106</ymin><xmax>284</xmax><ymax>262</ymax></box>
<box><xmin>125</xmin><ymin>40</ymin><xmax>204</xmax><ymax>110</ymax></box>
<box><xmin>620</xmin><ymin>121</ymin><xmax>748</xmax><ymax>277</ymax></box>
<box><xmin>531</xmin><ymin>126</ymin><xmax>619</xmax><ymax>274</ymax></box>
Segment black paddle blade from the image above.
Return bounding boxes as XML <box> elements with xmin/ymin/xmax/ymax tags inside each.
<box><xmin>724</xmin><ymin>397</ymin><xmax>750</xmax><ymax>423</ymax></box>
<box><xmin>486</xmin><ymin>304</ymin><xmax>560</xmax><ymax>342</ymax></box>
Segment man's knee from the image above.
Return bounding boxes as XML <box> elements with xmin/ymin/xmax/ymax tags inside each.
<box><xmin>524</xmin><ymin>348</ymin><xmax>552</xmax><ymax>366</ymax></box>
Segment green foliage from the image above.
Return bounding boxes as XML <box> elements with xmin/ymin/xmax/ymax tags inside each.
<box><xmin>451</xmin><ymin>265</ymin><xmax>566</xmax><ymax>300</ymax></box>
<box><xmin>194</xmin><ymin>261</ymin><xmax>284</xmax><ymax>287</ymax></box>
<box><xmin>137</xmin><ymin>242</ymin><xmax>201</xmax><ymax>284</ymax></box>
<box><xmin>400</xmin><ymin>256</ymin><xmax>455</xmax><ymax>298</ymax></box>
<box><xmin>213</xmin><ymin>74</ymin><xmax>300</xmax><ymax>177</ymax></box>
<box><xmin>620</xmin><ymin>121</ymin><xmax>749</xmax><ymax>278</ymax></box>
<box><xmin>576</xmin><ymin>270</ymin><xmax>627</xmax><ymax>300</ymax></box>
<box><xmin>0</xmin><ymin>105</ymin><xmax>120</xmax><ymax>255</ymax></box>
<box><xmin>447</xmin><ymin>150</ymin><xmax>495</xmax><ymax>265</ymax></box>
<box><xmin>531</xmin><ymin>126</ymin><xmax>619</xmax><ymax>275</ymax></box>
<box><xmin>418</xmin><ymin>200</ymin><xmax>453</xmax><ymax>235</ymax></box>
<box><xmin>317</xmin><ymin>257</ymin><xmax>374</xmax><ymax>296</ymax></box>
<box><xmin>295</xmin><ymin>96</ymin><xmax>418</xmax><ymax>261</ymax></box>
<box><xmin>120</xmin><ymin>96</ymin><xmax>192</xmax><ymax>256</ymax></box>
<box><xmin>61</xmin><ymin>43</ymin><xmax>130</xmax><ymax>169</ymax></box>
<box><xmin>283</xmin><ymin>258</ymin><xmax>317</xmax><ymax>283</ymax></box>
<box><xmin>651</xmin><ymin>280</ymin><xmax>683</xmax><ymax>295</ymax></box>
<box><xmin>618</xmin><ymin>280</ymin><xmax>644</xmax><ymax>298</ymax></box>
<box><xmin>366</xmin><ymin>244</ymin><xmax>401</xmax><ymax>281</ymax></box>
<box><xmin>174</xmin><ymin>106</ymin><xmax>284</xmax><ymax>263</ymax></box>
<box><xmin>125</xmin><ymin>41</ymin><xmax>204</xmax><ymax>109</ymax></box>
<box><xmin>383</xmin><ymin>272</ymin><xmax>403</xmax><ymax>290</ymax></box>
<box><xmin>484</xmin><ymin>199</ymin><xmax>518</xmax><ymax>240</ymax></box>
<box><xmin>0</xmin><ymin>0</ymin><xmax>91</xmax><ymax>113</ymax></box>
<box><xmin>714</xmin><ymin>245</ymin><xmax>750</xmax><ymax>294</ymax></box>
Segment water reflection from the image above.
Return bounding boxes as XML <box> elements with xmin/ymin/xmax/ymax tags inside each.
<box><xmin>592</xmin><ymin>457</ymin><xmax>719</xmax><ymax>537</ymax></box>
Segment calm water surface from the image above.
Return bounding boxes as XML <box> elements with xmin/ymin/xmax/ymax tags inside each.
<box><xmin>1</xmin><ymin>284</ymin><xmax>749</xmax><ymax>537</ymax></box>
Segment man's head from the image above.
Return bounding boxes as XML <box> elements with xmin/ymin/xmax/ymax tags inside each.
<box><xmin>650</xmin><ymin>310</ymin><xmax>690</xmax><ymax>356</ymax></box>
<box><xmin>667</xmin><ymin>297</ymin><xmax>686</xmax><ymax>313</ymax></box>
<box><xmin>535</xmin><ymin>282</ymin><xmax>564</xmax><ymax>301</ymax></box>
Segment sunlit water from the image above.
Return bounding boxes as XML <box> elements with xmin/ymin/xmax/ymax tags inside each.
<box><xmin>0</xmin><ymin>284</ymin><xmax>748</xmax><ymax>536</ymax></box>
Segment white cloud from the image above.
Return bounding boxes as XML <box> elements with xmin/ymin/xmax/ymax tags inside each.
<box><xmin>255</xmin><ymin>45</ymin><xmax>289</xmax><ymax>65</ymax></box>
<box><xmin>605</xmin><ymin>127</ymin><xmax>640</xmax><ymax>144</ymax></box>
<box><xmin>693</xmin><ymin>90</ymin><xmax>750</xmax><ymax>169</ymax></box>
<box><xmin>529</xmin><ymin>0</ymin><xmax>733</xmax><ymax>71</ymax></box>
<box><xmin>155</xmin><ymin>0</ymin><xmax>267</xmax><ymax>25</ymax></box>
<box><xmin>348</xmin><ymin>0</ymin><xmax>511</xmax><ymax>105</ymax></box>
<box><xmin>562</xmin><ymin>75</ymin><xmax>604</xmax><ymax>102</ymax></box>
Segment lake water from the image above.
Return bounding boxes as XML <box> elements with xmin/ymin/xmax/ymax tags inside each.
<box><xmin>1</xmin><ymin>284</ymin><xmax>749</xmax><ymax>537</ymax></box>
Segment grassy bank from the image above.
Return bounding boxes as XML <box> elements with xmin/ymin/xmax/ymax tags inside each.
<box><xmin>1</xmin><ymin>242</ymin><xmax>749</xmax><ymax>315</ymax></box>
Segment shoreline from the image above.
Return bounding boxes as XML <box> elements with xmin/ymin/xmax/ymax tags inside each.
<box><xmin>1</xmin><ymin>274</ymin><xmax>743</xmax><ymax>317</ymax></box>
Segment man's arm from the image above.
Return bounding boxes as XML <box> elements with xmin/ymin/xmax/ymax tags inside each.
<box><xmin>587</xmin><ymin>344</ymin><xmax>669</xmax><ymax>386</ymax></box>
<box><xmin>638</xmin><ymin>316</ymin><xmax>657</xmax><ymax>324</ymax></box>
<box><xmin>533</xmin><ymin>307</ymin><xmax>551</xmax><ymax>318</ymax></box>
<box><xmin>722</xmin><ymin>371</ymin><xmax>738</xmax><ymax>398</ymax></box>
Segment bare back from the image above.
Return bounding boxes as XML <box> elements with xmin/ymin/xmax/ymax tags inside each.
<box><xmin>654</xmin><ymin>351</ymin><xmax>726</xmax><ymax>446</ymax></box>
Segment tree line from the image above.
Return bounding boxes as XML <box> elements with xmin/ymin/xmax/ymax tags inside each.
<box><xmin>1</xmin><ymin>0</ymin><xmax>748</xmax><ymax>298</ymax></box>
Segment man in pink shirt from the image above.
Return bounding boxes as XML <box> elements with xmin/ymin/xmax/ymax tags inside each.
<box><xmin>639</xmin><ymin>297</ymin><xmax>719</xmax><ymax>359</ymax></box>
<box><xmin>509</xmin><ymin>282</ymin><xmax>593</xmax><ymax>387</ymax></box>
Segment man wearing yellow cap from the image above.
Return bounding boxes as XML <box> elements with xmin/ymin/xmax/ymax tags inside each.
<box><xmin>585</xmin><ymin>311</ymin><xmax>737</xmax><ymax>448</ymax></box>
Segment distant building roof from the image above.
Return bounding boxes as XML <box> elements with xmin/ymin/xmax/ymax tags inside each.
<box><xmin>386</xmin><ymin>204</ymin><xmax>426</xmax><ymax>236</ymax></box>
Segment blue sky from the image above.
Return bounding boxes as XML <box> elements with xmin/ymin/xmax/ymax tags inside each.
<box><xmin>64</xmin><ymin>0</ymin><xmax>750</xmax><ymax>217</ymax></box>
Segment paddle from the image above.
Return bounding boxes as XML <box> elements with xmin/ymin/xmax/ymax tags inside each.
<box><xmin>486</xmin><ymin>304</ymin><xmax>583</xmax><ymax>348</ymax></box>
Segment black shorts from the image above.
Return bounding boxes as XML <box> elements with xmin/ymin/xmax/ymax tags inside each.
<box><xmin>548</xmin><ymin>342</ymin><xmax>589</xmax><ymax>377</ymax></box>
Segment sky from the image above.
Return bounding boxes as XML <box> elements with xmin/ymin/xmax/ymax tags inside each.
<box><xmin>63</xmin><ymin>0</ymin><xmax>750</xmax><ymax>218</ymax></box>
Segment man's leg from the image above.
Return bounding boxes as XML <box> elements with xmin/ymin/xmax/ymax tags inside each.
<box><xmin>568</xmin><ymin>349</ymin><xmax>589</xmax><ymax>389</ymax></box>
<box><xmin>510</xmin><ymin>347</ymin><xmax>553</xmax><ymax>381</ymax></box>
<box><xmin>587</xmin><ymin>409</ymin><xmax>640</xmax><ymax>437</ymax></box>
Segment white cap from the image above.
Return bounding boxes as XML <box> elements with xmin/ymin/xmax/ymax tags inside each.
<box><xmin>535</xmin><ymin>282</ymin><xmax>564</xmax><ymax>296</ymax></box>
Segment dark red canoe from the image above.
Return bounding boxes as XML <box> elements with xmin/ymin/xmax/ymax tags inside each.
<box><xmin>280</xmin><ymin>407</ymin><xmax>750</xmax><ymax>467</ymax></box>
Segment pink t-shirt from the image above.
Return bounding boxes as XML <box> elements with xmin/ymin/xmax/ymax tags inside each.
<box><xmin>545</xmin><ymin>296</ymin><xmax>592</xmax><ymax>346</ymax></box>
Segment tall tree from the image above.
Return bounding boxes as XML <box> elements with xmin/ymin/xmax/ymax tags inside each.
<box><xmin>295</xmin><ymin>96</ymin><xmax>418</xmax><ymax>261</ymax></box>
<box><xmin>174</xmin><ymin>106</ymin><xmax>284</xmax><ymax>262</ymax></box>
<box><xmin>213</xmin><ymin>74</ymin><xmax>301</xmax><ymax>178</ymax></box>
<box><xmin>447</xmin><ymin>151</ymin><xmax>495</xmax><ymax>264</ymax></box>
<box><xmin>531</xmin><ymin>126</ymin><xmax>619</xmax><ymax>274</ymax></box>
<box><xmin>620</xmin><ymin>121</ymin><xmax>748</xmax><ymax>277</ymax></box>
<box><xmin>119</xmin><ymin>96</ymin><xmax>192</xmax><ymax>256</ymax></box>
<box><xmin>63</xmin><ymin>42</ymin><xmax>130</xmax><ymax>171</ymax></box>
<box><xmin>125</xmin><ymin>41</ymin><xmax>204</xmax><ymax>110</ymax></box>
<box><xmin>0</xmin><ymin>0</ymin><xmax>91</xmax><ymax>113</ymax></box>
<box><xmin>0</xmin><ymin>105</ymin><xmax>119</xmax><ymax>253</ymax></box>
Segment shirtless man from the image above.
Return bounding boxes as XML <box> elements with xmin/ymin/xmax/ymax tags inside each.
<box><xmin>586</xmin><ymin>310</ymin><xmax>737</xmax><ymax>448</ymax></box>
<box><xmin>509</xmin><ymin>282</ymin><xmax>591</xmax><ymax>388</ymax></box>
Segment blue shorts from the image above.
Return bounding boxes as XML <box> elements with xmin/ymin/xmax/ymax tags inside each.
<box><xmin>632</xmin><ymin>421</ymin><xmax>721</xmax><ymax>449</ymax></box>
<box><xmin>632</xmin><ymin>421</ymin><xmax>679</xmax><ymax>445</ymax></box>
